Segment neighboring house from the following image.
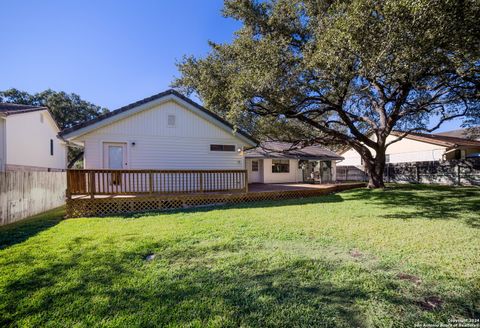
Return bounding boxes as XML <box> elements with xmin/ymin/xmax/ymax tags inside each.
<box><xmin>245</xmin><ymin>141</ymin><xmax>344</xmax><ymax>184</ymax></box>
<box><xmin>436</xmin><ymin>128</ymin><xmax>480</xmax><ymax>141</ymax></box>
<box><xmin>338</xmin><ymin>130</ymin><xmax>480</xmax><ymax>169</ymax></box>
<box><xmin>0</xmin><ymin>104</ymin><xmax>66</xmax><ymax>171</ymax></box>
<box><xmin>59</xmin><ymin>89</ymin><xmax>257</xmax><ymax>170</ymax></box>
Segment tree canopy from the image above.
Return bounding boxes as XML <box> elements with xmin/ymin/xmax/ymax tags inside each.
<box><xmin>0</xmin><ymin>88</ymin><xmax>108</xmax><ymax>166</ymax></box>
<box><xmin>174</xmin><ymin>0</ymin><xmax>480</xmax><ymax>187</ymax></box>
<box><xmin>0</xmin><ymin>88</ymin><xmax>108</xmax><ymax>130</ymax></box>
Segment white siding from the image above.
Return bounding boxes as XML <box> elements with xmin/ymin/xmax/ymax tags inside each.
<box><xmin>338</xmin><ymin>134</ymin><xmax>447</xmax><ymax>167</ymax></box>
<box><xmin>79</xmin><ymin>101</ymin><xmax>248</xmax><ymax>169</ymax></box>
<box><xmin>262</xmin><ymin>159</ymin><xmax>302</xmax><ymax>183</ymax></box>
<box><xmin>0</xmin><ymin>118</ymin><xmax>5</xmax><ymax>171</ymax></box>
<box><xmin>5</xmin><ymin>111</ymin><xmax>66</xmax><ymax>170</ymax></box>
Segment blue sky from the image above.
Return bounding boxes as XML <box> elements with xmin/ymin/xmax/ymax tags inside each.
<box><xmin>0</xmin><ymin>0</ymin><xmax>239</xmax><ymax>109</ymax></box>
<box><xmin>0</xmin><ymin>0</ymin><xmax>462</xmax><ymax>131</ymax></box>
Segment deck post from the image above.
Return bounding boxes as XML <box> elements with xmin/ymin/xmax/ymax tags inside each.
<box><xmin>199</xmin><ymin>172</ymin><xmax>204</xmax><ymax>193</ymax></box>
<box><xmin>66</xmin><ymin>170</ymin><xmax>72</xmax><ymax>200</ymax></box>
<box><xmin>149</xmin><ymin>171</ymin><xmax>153</xmax><ymax>194</ymax></box>
<box><xmin>244</xmin><ymin>170</ymin><xmax>248</xmax><ymax>193</ymax></box>
<box><xmin>89</xmin><ymin>171</ymin><xmax>95</xmax><ymax>199</ymax></box>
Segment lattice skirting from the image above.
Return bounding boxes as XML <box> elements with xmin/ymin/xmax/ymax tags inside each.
<box><xmin>66</xmin><ymin>183</ymin><xmax>365</xmax><ymax>218</ymax></box>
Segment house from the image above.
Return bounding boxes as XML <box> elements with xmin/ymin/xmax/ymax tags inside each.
<box><xmin>0</xmin><ymin>104</ymin><xmax>66</xmax><ymax>171</ymax></box>
<box><xmin>338</xmin><ymin>130</ymin><xmax>480</xmax><ymax>169</ymax></box>
<box><xmin>59</xmin><ymin>89</ymin><xmax>258</xmax><ymax>171</ymax></box>
<box><xmin>436</xmin><ymin>128</ymin><xmax>480</xmax><ymax>141</ymax></box>
<box><xmin>245</xmin><ymin>141</ymin><xmax>344</xmax><ymax>184</ymax></box>
<box><xmin>60</xmin><ymin>90</ymin><xmax>363</xmax><ymax>218</ymax></box>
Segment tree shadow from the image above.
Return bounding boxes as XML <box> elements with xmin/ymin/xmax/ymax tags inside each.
<box><xmin>0</xmin><ymin>207</ymin><xmax>65</xmax><ymax>250</ymax></box>
<box><xmin>1</xmin><ymin>238</ymin><xmax>455</xmax><ymax>327</ymax></box>
<box><xmin>345</xmin><ymin>184</ymin><xmax>480</xmax><ymax>228</ymax></box>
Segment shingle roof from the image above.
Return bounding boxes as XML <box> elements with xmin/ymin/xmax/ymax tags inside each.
<box><xmin>245</xmin><ymin>141</ymin><xmax>344</xmax><ymax>160</ymax></box>
<box><xmin>390</xmin><ymin>131</ymin><xmax>480</xmax><ymax>148</ymax></box>
<box><xmin>59</xmin><ymin>89</ymin><xmax>258</xmax><ymax>145</ymax></box>
<box><xmin>435</xmin><ymin>129</ymin><xmax>469</xmax><ymax>139</ymax></box>
<box><xmin>0</xmin><ymin>103</ymin><xmax>47</xmax><ymax>115</ymax></box>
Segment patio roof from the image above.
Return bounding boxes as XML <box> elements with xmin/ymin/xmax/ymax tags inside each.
<box><xmin>245</xmin><ymin>141</ymin><xmax>344</xmax><ymax>161</ymax></box>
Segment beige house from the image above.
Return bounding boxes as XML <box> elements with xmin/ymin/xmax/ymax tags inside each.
<box><xmin>0</xmin><ymin>104</ymin><xmax>66</xmax><ymax>171</ymax></box>
<box><xmin>60</xmin><ymin>90</ymin><xmax>257</xmax><ymax>171</ymax></box>
<box><xmin>338</xmin><ymin>130</ymin><xmax>480</xmax><ymax>169</ymax></box>
<box><xmin>245</xmin><ymin>141</ymin><xmax>344</xmax><ymax>184</ymax></box>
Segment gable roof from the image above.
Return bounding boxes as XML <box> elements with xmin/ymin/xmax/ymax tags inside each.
<box><xmin>338</xmin><ymin>130</ymin><xmax>480</xmax><ymax>154</ymax></box>
<box><xmin>0</xmin><ymin>103</ymin><xmax>47</xmax><ymax>116</ymax></box>
<box><xmin>246</xmin><ymin>141</ymin><xmax>344</xmax><ymax>160</ymax></box>
<box><xmin>59</xmin><ymin>89</ymin><xmax>258</xmax><ymax>146</ymax></box>
<box><xmin>390</xmin><ymin>131</ymin><xmax>480</xmax><ymax>148</ymax></box>
<box><xmin>435</xmin><ymin>128</ymin><xmax>469</xmax><ymax>139</ymax></box>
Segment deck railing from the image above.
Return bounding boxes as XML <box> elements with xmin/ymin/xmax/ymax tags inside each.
<box><xmin>67</xmin><ymin>169</ymin><xmax>248</xmax><ymax>198</ymax></box>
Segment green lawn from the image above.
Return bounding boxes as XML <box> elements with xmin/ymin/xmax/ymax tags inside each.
<box><xmin>0</xmin><ymin>184</ymin><xmax>479</xmax><ymax>327</ymax></box>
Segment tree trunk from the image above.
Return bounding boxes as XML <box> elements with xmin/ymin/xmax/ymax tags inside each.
<box><xmin>364</xmin><ymin>151</ymin><xmax>386</xmax><ymax>189</ymax></box>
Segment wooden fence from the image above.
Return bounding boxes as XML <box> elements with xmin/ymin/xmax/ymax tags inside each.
<box><xmin>384</xmin><ymin>159</ymin><xmax>480</xmax><ymax>185</ymax></box>
<box><xmin>67</xmin><ymin>169</ymin><xmax>248</xmax><ymax>198</ymax></box>
<box><xmin>337</xmin><ymin>159</ymin><xmax>480</xmax><ymax>185</ymax></box>
<box><xmin>336</xmin><ymin>166</ymin><xmax>368</xmax><ymax>182</ymax></box>
<box><xmin>0</xmin><ymin>171</ymin><xmax>66</xmax><ymax>226</ymax></box>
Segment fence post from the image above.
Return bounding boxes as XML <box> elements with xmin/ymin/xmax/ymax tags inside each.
<box><xmin>89</xmin><ymin>171</ymin><xmax>95</xmax><ymax>199</ymax></box>
<box><xmin>457</xmin><ymin>163</ymin><xmax>461</xmax><ymax>186</ymax></box>
<box><xmin>66</xmin><ymin>170</ymin><xmax>71</xmax><ymax>200</ymax></box>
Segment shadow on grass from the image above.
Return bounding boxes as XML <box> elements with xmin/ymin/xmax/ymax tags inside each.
<box><xmin>0</xmin><ymin>207</ymin><xmax>65</xmax><ymax>249</ymax></box>
<box><xmin>345</xmin><ymin>184</ymin><xmax>480</xmax><ymax>227</ymax></box>
<box><xmin>2</xmin><ymin>237</ymin><xmax>478</xmax><ymax>327</ymax></box>
<box><xmin>0</xmin><ymin>238</ymin><xmax>438</xmax><ymax>327</ymax></box>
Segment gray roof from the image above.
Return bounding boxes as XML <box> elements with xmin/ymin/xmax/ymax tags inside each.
<box><xmin>0</xmin><ymin>103</ymin><xmax>47</xmax><ymax>115</ymax></box>
<box><xmin>59</xmin><ymin>89</ymin><xmax>258</xmax><ymax>145</ymax></box>
<box><xmin>245</xmin><ymin>141</ymin><xmax>344</xmax><ymax>160</ymax></box>
<box><xmin>436</xmin><ymin>128</ymin><xmax>480</xmax><ymax>140</ymax></box>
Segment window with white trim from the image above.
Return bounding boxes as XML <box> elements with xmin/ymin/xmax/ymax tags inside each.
<box><xmin>210</xmin><ymin>144</ymin><xmax>235</xmax><ymax>152</ymax></box>
<box><xmin>272</xmin><ymin>159</ymin><xmax>289</xmax><ymax>173</ymax></box>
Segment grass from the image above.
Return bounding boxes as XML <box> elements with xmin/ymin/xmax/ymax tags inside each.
<box><xmin>0</xmin><ymin>184</ymin><xmax>479</xmax><ymax>327</ymax></box>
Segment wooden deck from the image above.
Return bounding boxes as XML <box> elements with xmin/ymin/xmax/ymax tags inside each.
<box><xmin>66</xmin><ymin>180</ymin><xmax>365</xmax><ymax>218</ymax></box>
<box><xmin>71</xmin><ymin>183</ymin><xmax>335</xmax><ymax>199</ymax></box>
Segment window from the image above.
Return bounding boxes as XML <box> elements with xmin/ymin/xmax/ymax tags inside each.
<box><xmin>50</xmin><ymin>139</ymin><xmax>54</xmax><ymax>156</ymax></box>
<box><xmin>210</xmin><ymin>144</ymin><xmax>235</xmax><ymax>152</ymax></box>
<box><xmin>40</xmin><ymin>113</ymin><xmax>44</xmax><ymax>123</ymax></box>
<box><xmin>272</xmin><ymin>159</ymin><xmax>289</xmax><ymax>173</ymax></box>
<box><xmin>252</xmin><ymin>160</ymin><xmax>259</xmax><ymax>172</ymax></box>
<box><xmin>167</xmin><ymin>114</ymin><xmax>176</xmax><ymax>127</ymax></box>
<box><xmin>385</xmin><ymin>154</ymin><xmax>390</xmax><ymax>163</ymax></box>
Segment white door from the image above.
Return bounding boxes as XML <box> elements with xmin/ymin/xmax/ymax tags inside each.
<box><xmin>103</xmin><ymin>143</ymin><xmax>128</xmax><ymax>169</ymax></box>
<box><xmin>249</xmin><ymin>159</ymin><xmax>262</xmax><ymax>183</ymax></box>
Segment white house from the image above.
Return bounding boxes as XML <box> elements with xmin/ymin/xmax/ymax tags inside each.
<box><xmin>245</xmin><ymin>141</ymin><xmax>344</xmax><ymax>184</ymax></box>
<box><xmin>59</xmin><ymin>90</ymin><xmax>258</xmax><ymax>170</ymax></box>
<box><xmin>0</xmin><ymin>104</ymin><xmax>66</xmax><ymax>171</ymax></box>
<box><xmin>338</xmin><ymin>130</ymin><xmax>480</xmax><ymax>169</ymax></box>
